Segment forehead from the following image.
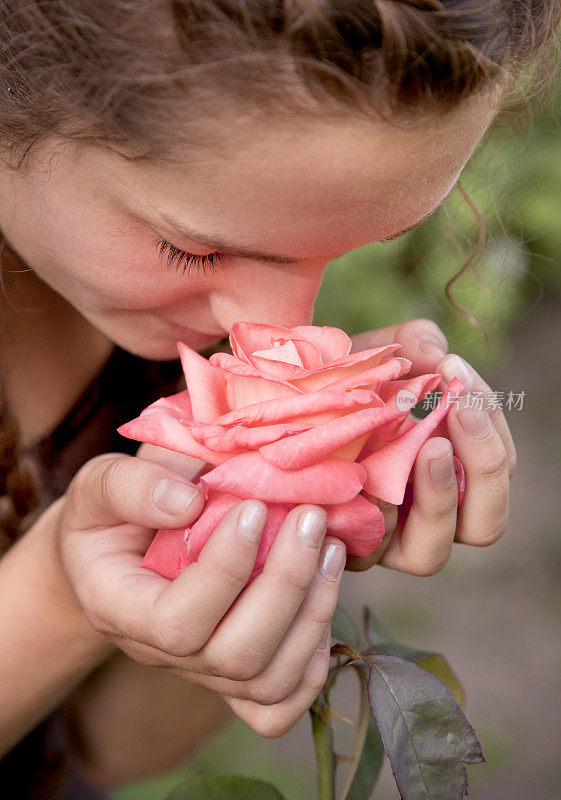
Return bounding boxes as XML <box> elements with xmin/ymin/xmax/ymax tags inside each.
<box><xmin>94</xmin><ymin>90</ymin><xmax>500</xmax><ymax>258</ymax></box>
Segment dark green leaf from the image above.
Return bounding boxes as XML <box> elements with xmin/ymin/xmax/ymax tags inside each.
<box><xmin>362</xmin><ymin>606</ymin><xmax>465</xmax><ymax>706</ymax></box>
<box><xmin>416</xmin><ymin>654</ymin><xmax>465</xmax><ymax>708</ymax></box>
<box><xmin>166</xmin><ymin>775</ymin><xmax>285</xmax><ymax>800</ymax></box>
<box><xmin>344</xmin><ymin>713</ymin><xmax>385</xmax><ymax>800</ymax></box>
<box><xmin>363</xmin><ymin>606</ymin><xmax>394</xmax><ymax>647</ymax></box>
<box><xmin>366</xmin><ymin>655</ymin><xmax>484</xmax><ymax>800</ymax></box>
<box><xmin>332</xmin><ymin>604</ymin><xmax>361</xmax><ymax>650</ymax></box>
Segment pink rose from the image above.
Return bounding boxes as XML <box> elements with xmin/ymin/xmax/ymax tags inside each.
<box><xmin>118</xmin><ymin>323</ymin><xmax>465</xmax><ymax>583</ymax></box>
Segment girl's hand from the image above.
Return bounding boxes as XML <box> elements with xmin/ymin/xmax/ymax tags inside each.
<box><xmin>347</xmin><ymin>319</ymin><xmax>516</xmax><ymax>576</ymax></box>
<box><xmin>58</xmin><ymin>453</ymin><xmax>344</xmax><ymax>738</ymax></box>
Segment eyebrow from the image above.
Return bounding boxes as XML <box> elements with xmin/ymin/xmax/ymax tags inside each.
<box><xmin>160</xmin><ymin>213</ymin><xmax>300</xmax><ymax>265</ymax></box>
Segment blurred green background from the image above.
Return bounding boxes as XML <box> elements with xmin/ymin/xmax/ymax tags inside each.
<box><xmin>110</xmin><ymin>84</ymin><xmax>561</xmax><ymax>800</ymax></box>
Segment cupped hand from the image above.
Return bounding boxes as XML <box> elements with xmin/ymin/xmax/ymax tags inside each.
<box><xmin>347</xmin><ymin>318</ymin><xmax>516</xmax><ymax>576</ymax></box>
<box><xmin>57</xmin><ymin>451</ymin><xmax>345</xmax><ymax>738</ymax></box>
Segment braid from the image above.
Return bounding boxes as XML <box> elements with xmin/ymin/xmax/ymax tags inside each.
<box><xmin>0</xmin><ymin>240</ymin><xmax>42</xmax><ymax>555</ymax></box>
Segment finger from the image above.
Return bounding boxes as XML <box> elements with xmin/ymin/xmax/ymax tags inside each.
<box><xmin>445</xmin><ymin>397</ymin><xmax>510</xmax><ymax>546</ymax></box>
<box><xmin>65</xmin><ymin>452</ymin><xmax>204</xmax><ymax>530</ymax></box>
<box><xmin>378</xmin><ymin>437</ymin><xmax>458</xmax><ymax>575</ymax></box>
<box><xmin>222</xmin><ymin>632</ymin><xmax>332</xmax><ymax>738</ymax></box>
<box><xmin>350</xmin><ymin>318</ymin><xmax>449</xmax><ymax>377</ymax></box>
<box><xmin>244</xmin><ymin>541</ymin><xmax>343</xmax><ymax>703</ymax></box>
<box><xmin>66</xmin><ymin>499</ymin><xmax>268</xmax><ymax>656</ymax></box>
<box><xmin>345</xmin><ymin>498</ymin><xmax>398</xmax><ymax>572</ymax></box>
<box><xmin>198</xmin><ymin>506</ymin><xmax>332</xmax><ymax>680</ymax></box>
<box><xmin>438</xmin><ymin>354</ymin><xmax>517</xmax><ymax>475</ymax></box>
<box><xmin>135</xmin><ymin>442</ymin><xmax>207</xmax><ymax>483</ymax></box>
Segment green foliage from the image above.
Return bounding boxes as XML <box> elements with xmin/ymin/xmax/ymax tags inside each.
<box><xmin>166</xmin><ymin>775</ymin><xmax>285</xmax><ymax>800</ymax></box>
<box><xmin>314</xmin><ymin>77</ymin><xmax>561</xmax><ymax>373</ymax></box>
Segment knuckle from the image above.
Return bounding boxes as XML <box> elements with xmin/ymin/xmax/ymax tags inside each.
<box><xmin>408</xmin><ymin>555</ymin><xmax>450</xmax><ymax>577</ymax></box>
<box><xmin>250</xmin><ymin>714</ymin><xmax>294</xmax><ymax>739</ymax></box>
<box><xmin>247</xmin><ymin>679</ymin><xmax>293</xmax><ymax>706</ymax></box>
<box><xmin>216</xmin><ymin>559</ymin><xmax>252</xmax><ymax>591</ymax></box>
<box><xmin>206</xmin><ymin>646</ymin><xmax>266</xmax><ymax>681</ymax></box>
<box><xmin>96</xmin><ymin>455</ymin><xmax>129</xmax><ymax>510</ymax></box>
<box><xmin>409</xmin><ymin>318</ymin><xmax>447</xmax><ymax>347</ymax></box>
<box><xmin>84</xmin><ymin>610</ymin><xmax>113</xmax><ymax>637</ymax></box>
<box><xmin>150</xmin><ymin>616</ymin><xmax>198</xmax><ymax>658</ymax></box>
<box><xmin>477</xmin><ymin>451</ymin><xmax>509</xmax><ymax>485</ymax></box>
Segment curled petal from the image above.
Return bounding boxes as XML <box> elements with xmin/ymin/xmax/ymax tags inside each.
<box><xmin>177</xmin><ymin>341</ymin><xmax>229</xmax><ymax>422</ymax></box>
<box><xmin>326</xmin><ymin>494</ymin><xmax>386</xmax><ymax>557</ymax></box>
<box><xmin>190</xmin><ymin>419</ymin><xmax>311</xmax><ymax>452</ymax></box>
<box><xmin>361</xmin><ymin>377</ymin><xmax>465</xmax><ymax>504</ymax></box>
<box><xmin>292</xmin><ymin>345</ymin><xmax>403</xmax><ymax>391</ymax></box>
<box><xmin>290</xmin><ymin>325</ymin><xmax>353</xmax><ymax>361</ymax></box>
<box><xmin>378</xmin><ymin>374</ymin><xmax>442</xmax><ymax>409</ymax></box>
<box><xmin>118</xmin><ymin>402</ymin><xmax>230</xmax><ymax>464</ymax></box>
<box><xmin>316</xmin><ymin>357</ymin><xmax>412</xmax><ymax>392</ymax></box>
<box><xmin>260</xmin><ymin>406</ymin><xmax>406</xmax><ymax>471</ymax></box>
<box><xmin>201</xmin><ymin>451</ymin><xmax>366</xmax><ymax>504</ymax></box>
<box><xmin>217</xmin><ymin>388</ymin><xmax>381</xmax><ymax>427</ymax></box>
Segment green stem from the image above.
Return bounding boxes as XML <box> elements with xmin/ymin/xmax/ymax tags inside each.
<box><xmin>339</xmin><ymin>666</ymin><xmax>370</xmax><ymax>800</ymax></box>
<box><xmin>311</xmin><ymin>697</ymin><xmax>336</xmax><ymax>800</ymax></box>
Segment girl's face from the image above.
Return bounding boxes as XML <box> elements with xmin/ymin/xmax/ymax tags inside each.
<box><xmin>0</xmin><ymin>93</ymin><xmax>500</xmax><ymax>360</ymax></box>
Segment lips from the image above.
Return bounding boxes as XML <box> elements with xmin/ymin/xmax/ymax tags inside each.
<box><xmin>159</xmin><ymin>316</ymin><xmax>226</xmax><ymax>347</ymax></box>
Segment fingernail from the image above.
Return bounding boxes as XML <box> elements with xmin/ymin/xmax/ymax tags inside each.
<box><xmin>441</xmin><ymin>355</ymin><xmax>474</xmax><ymax>391</ymax></box>
<box><xmin>419</xmin><ymin>337</ymin><xmax>447</xmax><ymax>359</ymax></box>
<box><xmin>428</xmin><ymin>443</ymin><xmax>455</xmax><ymax>485</ymax></box>
<box><xmin>238</xmin><ymin>501</ymin><xmax>267</xmax><ymax>542</ymax></box>
<box><xmin>458</xmin><ymin>405</ymin><xmax>492</xmax><ymax>438</ymax></box>
<box><xmin>318</xmin><ymin>626</ymin><xmax>331</xmax><ymax>651</ymax></box>
<box><xmin>379</xmin><ymin>500</ymin><xmax>395</xmax><ymax>510</ymax></box>
<box><xmin>298</xmin><ymin>508</ymin><xmax>327</xmax><ymax>547</ymax></box>
<box><xmin>319</xmin><ymin>543</ymin><xmax>346</xmax><ymax>582</ymax></box>
<box><xmin>153</xmin><ymin>478</ymin><xmax>199</xmax><ymax>516</ymax></box>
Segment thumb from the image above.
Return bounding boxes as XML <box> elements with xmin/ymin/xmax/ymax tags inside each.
<box><xmin>63</xmin><ymin>452</ymin><xmax>204</xmax><ymax>530</ymax></box>
<box><xmin>350</xmin><ymin>318</ymin><xmax>449</xmax><ymax>378</ymax></box>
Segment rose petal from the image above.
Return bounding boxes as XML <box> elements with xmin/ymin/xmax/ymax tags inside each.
<box><xmin>118</xmin><ymin>401</ymin><xmax>231</xmax><ymax>464</ymax></box>
<box><xmin>312</xmin><ymin>357</ymin><xmax>412</xmax><ymax>392</ymax></box>
<box><xmin>201</xmin><ymin>451</ymin><xmax>366</xmax><ymax>504</ymax></box>
<box><xmin>326</xmin><ymin>494</ymin><xmax>386</xmax><ymax>557</ymax></box>
<box><xmin>361</xmin><ymin>377</ymin><xmax>465</xmax><ymax>504</ymax></box>
<box><xmin>259</xmin><ymin>405</ymin><xmax>406</xmax><ymax>470</ymax></box>
<box><xmin>216</xmin><ymin>388</ymin><xmax>381</xmax><ymax>427</ymax></box>
<box><xmin>378</xmin><ymin>374</ymin><xmax>442</xmax><ymax>409</ymax></box>
<box><xmin>141</xmin><ymin>529</ymin><xmax>186</xmax><ymax>581</ymax></box>
<box><xmin>291</xmin><ymin>345</ymin><xmax>403</xmax><ymax>391</ymax></box>
<box><xmin>291</xmin><ymin>325</ymin><xmax>353</xmax><ymax>361</ymax></box>
<box><xmin>178</xmin><ymin>341</ymin><xmax>229</xmax><ymax>422</ymax></box>
<box><xmin>191</xmin><ymin>419</ymin><xmax>311</xmax><ymax>452</ymax></box>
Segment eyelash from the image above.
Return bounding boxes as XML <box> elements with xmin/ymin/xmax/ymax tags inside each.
<box><xmin>155</xmin><ymin>237</ymin><xmax>227</xmax><ymax>276</ymax></box>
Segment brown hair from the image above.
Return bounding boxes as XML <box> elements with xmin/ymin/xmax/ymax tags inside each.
<box><xmin>0</xmin><ymin>0</ymin><xmax>559</xmax><ymax>546</ymax></box>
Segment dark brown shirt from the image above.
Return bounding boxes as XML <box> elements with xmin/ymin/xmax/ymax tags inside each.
<box><xmin>0</xmin><ymin>345</ymin><xmax>184</xmax><ymax>799</ymax></box>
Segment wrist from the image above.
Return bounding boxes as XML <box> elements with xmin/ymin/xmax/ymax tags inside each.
<box><xmin>29</xmin><ymin>497</ymin><xmax>115</xmax><ymax>665</ymax></box>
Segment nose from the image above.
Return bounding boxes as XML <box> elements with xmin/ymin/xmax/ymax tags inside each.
<box><xmin>209</xmin><ymin>259</ymin><xmax>328</xmax><ymax>331</ymax></box>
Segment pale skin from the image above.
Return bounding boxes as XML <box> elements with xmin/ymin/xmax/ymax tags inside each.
<box><xmin>0</xmin><ymin>89</ymin><xmax>516</xmax><ymax>785</ymax></box>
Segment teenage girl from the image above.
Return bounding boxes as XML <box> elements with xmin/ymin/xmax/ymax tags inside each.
<box><xmin>0</xmin><ymin>2</ymin><xmax>557</xmax><ymax>797</ymax></box>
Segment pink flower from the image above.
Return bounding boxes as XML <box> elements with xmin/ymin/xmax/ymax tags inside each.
<box><xmin>118</xmin><ymin>323</ymin><xmax>465</xmax><ymax>582</ymax></box>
